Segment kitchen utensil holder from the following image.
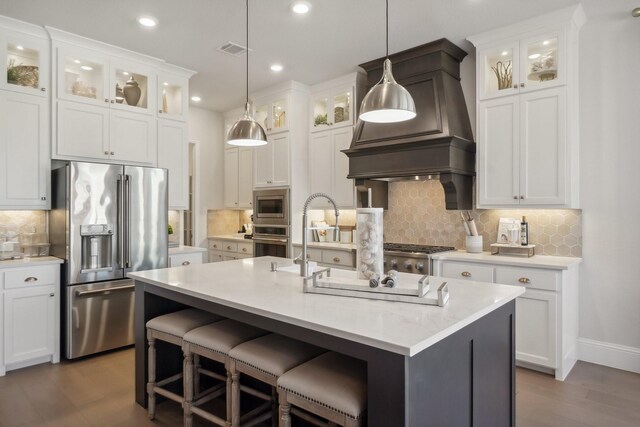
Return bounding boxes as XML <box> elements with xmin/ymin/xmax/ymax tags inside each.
<box><xmin>466</xmin><ymin>235</ymin><xmax>483</xmax><ymax>253</ymax></box>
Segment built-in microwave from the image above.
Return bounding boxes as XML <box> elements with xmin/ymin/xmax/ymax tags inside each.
<box><xmin>253</xmin><ymin>188</ymin><xmax>290</xmax><ymax>226</ymax></box>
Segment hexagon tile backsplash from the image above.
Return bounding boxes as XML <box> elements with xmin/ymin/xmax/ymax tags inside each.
<box><xmin>382</xmin><ymin>181</ymin><xmax>582</xmax><ymax>257</ymax></box>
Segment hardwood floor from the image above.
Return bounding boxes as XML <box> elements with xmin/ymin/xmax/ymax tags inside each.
<box><xmin>0</xmin><ymin>348</ymin><xmax>638</xmax><ymax>426</ymax></box>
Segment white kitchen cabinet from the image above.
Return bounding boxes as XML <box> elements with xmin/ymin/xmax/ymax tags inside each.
<box><xmin>109</xmin><ymin>109</ymin><xmax>157</xmax><ymax>165</ymax></box>
<box><xmin>1</xmin><ymin>28</ymin><xmax>49</xmax><ymax>97</ymax></box>
<box><xmin>469</xmin><ymin>5</ymin><xmax>584</xmax><ymax>209</ymax></box>
<box><xmin>1</xmin><ymin>262</ymin><xmax>61</xmax><ymax>376</ymax></box>
<box><xmin>292</xmin><ymin>244</ymin><xmax>356</xmax><ymax>270</ymax></box>
<box><xmin>477</xmin><ymin>85</ymin><xmax>567</xmax><ymax>207</ymax></box>
<box><xmin>432</xmin><ymin>254</ymin><xmax>579</xmax><ymax>380</ymax></box>
<box><xmin>310</xmin><ymin>85</ymin><xmax>354</xmax><ymax>131</ymax></box>
<box><xmin>0</xmin><ymin>91</ymin><xmax>49</xmax><ymax>209</ymax></box>
<box><xmin>224</xmin><ymin>147</ymin><xmax>254</xmax><ymax>209</ymax></box>
<box><xmin>208</xmin><ymin>238</ymin><xmax>253</xmax><ymax>262</ymax></box>
<box><xmin>157</xmin><ymin>71</ymin><xmax>189</xmax><ymax>121</ymax></box>
<box><xmin>254</xmin><ymin>95</ymin><xmax>288</xmax><ymax>134</ymax></box>
<box><xmin>309</xmin><ymin>127</ymin><xmax>355</xmax><ymax>208</ymax></box>
<box><xmin>254</xmin><ymin>133</ymin><xmax>290</xmax><ymax>188</ymax></box>
<box><xmin>158</xmin><ymin>119</ymin><xmax>188</xmax><ymax>209</ymax></box>
<box><xmin>169</xmin><ymin>252</ymin><xmax>203</xmax><ymax>267</ymax></box>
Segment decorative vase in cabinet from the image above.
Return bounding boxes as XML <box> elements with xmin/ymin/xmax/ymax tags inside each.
<box><xmin>123</xmin><ymin>76</ymin><xmax>141</xmax><ymax>106</ymax></box>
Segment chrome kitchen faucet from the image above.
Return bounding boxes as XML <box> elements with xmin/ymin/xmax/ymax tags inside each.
<box><xmin>297</xmin><ymin>193</ymin><xmax>339</xmax><ymax>277</ymax></box>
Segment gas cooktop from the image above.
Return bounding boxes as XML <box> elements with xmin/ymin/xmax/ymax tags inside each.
<box><xmin>383</xmin><ymin>243</ymin><xmax>455</xmax><ymax>255</ymax></box>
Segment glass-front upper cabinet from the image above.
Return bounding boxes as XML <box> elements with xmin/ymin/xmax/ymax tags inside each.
<box><xmin>311</xmin><ymin>86</ymin><xmax>353</xmax><ymax>131</ymax></box>
<box><xmin>254</xmin><ymin>96</ymin><xmax>288</xmax><ymax>134</ymax></box>
<box><xmin>478</xmin><ymin>29</ymin><xmax>565</xmax><ymax>100</ymax></box>
<box><xmin>57</xmin><ymin>46</ymin><xmax>108</xmax><ymax>106</ymax></box>
<box><xmin>2</xmin><ymin>32</ymin><xmax>49</xmax><ymax>96</ymax></box>
<box><xmin>157</xmin><ymin>72</ymin><xmax>188</xmax><ymax>121</ymax></box>
<box><xmin>110</xmin><ymin>60</ymin><xmax>155</xmax><ymax>114</ymax></box>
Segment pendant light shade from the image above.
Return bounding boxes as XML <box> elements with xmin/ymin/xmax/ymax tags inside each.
<box><xmin>227</xmin><ymin>0</ymin><xmax>268</xmax><ymax>146</ymax></box>
<box><xmin>359</xmin><ymin>0</ymin><xmax>416</xmax><ymax>123</ymax></box>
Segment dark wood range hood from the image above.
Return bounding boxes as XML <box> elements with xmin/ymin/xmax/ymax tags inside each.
<box><xmin>343</xmin><ymin>39</ymin><xmax>476</xmax><ymax>210</ymax></box>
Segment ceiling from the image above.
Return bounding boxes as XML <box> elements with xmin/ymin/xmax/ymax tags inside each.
<box><xmin>0</xmin><ymin>0</ymin><xmax>624</xmax><ymax>112</ymax></box>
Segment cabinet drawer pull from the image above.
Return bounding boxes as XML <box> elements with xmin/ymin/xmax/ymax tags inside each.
<box><xmin>213</xmin><ymin>244</ymin><xmax>217</xmax><ymax>248</ymax></box>
<box><xmin>226</xmin><ymin>245</ymin><xmax>232</xmax><ymax>250</ymax></box>
<box><xmin>105</xmin><ymin>98</ymin><xmax>109</xmax><ymax>103</ymax></box>
<box><xmin>41</xmin><ymin>87</ymin><xmax>46</xmax><ymax>92</ymax></box>
<box><xmin>518</xmin><ymin>277</ymin><xmax>531</xmax><ymax>284</ymax></box>
<box><xmin>242</xmin><ymin>248</ymin><xmax>247</xmax><ymax>252</ymax></box>
<box><xmin>513</xmin><ymin>196</ymin><xmax>518</xmax><ymax>199</ymax></box>
<box><xmin>49</xmin><ymin>293</ymin><xmax>55</xmax><ymax>297</ymax></box>
<box><xmin>104</xmin><ymin>151</ymin><xmax>109</xmax><ymax>155</ymax></box>
<box><xmin>461</xmin><ymin>272</ymin><xmax>471</xmax><ymax>277</ymax></box>
<box><xmin>520</xmin><ymin>83</ymin><xmax>525</xmax><ymax>88</ymax></box>
<box><xmin>520</xmin><ymin>195</ymin><xmax>524</xmax><ymax>199</ymax></box>
<box><xmin>333</xmin><ymin>257</ymin><xmax>340</xmax><ymax>263</ymax></box>
<box><xmin>306</xmin><ymin>254</ymin><xmax>311</xmax><ymax>259</ymax></box>
<box><xmin>513</xmin><ymin>85</ymin><xmax>518</xmax><ymax>89</ymax></box>
<box><xmin>181</xmin><ymin>261</ymin><xmax>191</xmax><ymax>266</ymax></box>
<box><xmin>24</xmin><ymin>276</ymin><xmax>38</xmax><ymax>282</ymax></box>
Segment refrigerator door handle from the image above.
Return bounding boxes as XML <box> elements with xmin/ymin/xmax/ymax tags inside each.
<box><xmin>124</xmin><ymin>174</ymin><xmax>131</xmax><ymax>268</ymax></box>
<box><xmin>117</xmin><ymin>174</ymin><xmax>125</xmax><ymax>268</ymax></box>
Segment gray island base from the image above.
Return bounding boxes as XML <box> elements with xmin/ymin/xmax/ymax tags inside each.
<box><xmin>130</xmin><ymin>257</ymin><xmax>523</xmax><ymax>427</ymax></box>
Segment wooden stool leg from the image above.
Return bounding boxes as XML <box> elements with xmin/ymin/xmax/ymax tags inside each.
<box><xmin>183</xmin><ymin>349</ymin><xmax>194</xmax><ymax>427</ymax></box>
<box><xmin>146</xmin><ymin>334</ymin><xmax>156</xmax><ymax>420</ymax></box>
<box><xmin>231</xmin><ymin>361</ymin><xmax>241</xmax><ymax>427</ymax></box>
<box><xmin>193</xmin><ymin>353</ymin><xmax>201</xmax><ymax>398</ymax></box>
<box><xmin>278</xmin><ymin>389</ymin><xmax>291</xmax><ymax>427</ymax></box>
<box><xmin>271</xmin><ymin>386</ymin><xmax>278</xmax><ymax>427</ymax></box>
<box><xmin>226</xmin><ymin>367</ymin><xmax>233</xmax><ymax>426</ymax></box>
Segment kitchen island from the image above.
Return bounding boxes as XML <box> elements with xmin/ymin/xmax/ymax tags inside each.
<box><xmin>130</xmin><ymin>257</ymin><xmax>523</xmax><ymax>426</ymax></box>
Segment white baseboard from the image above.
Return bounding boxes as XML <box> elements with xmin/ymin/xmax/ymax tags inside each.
<box><xmin>578</xmin><ymin>338</ymin><xmax>640</xmax><ymax>374</ymax></box>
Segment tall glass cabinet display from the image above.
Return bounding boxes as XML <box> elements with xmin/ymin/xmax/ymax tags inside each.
<box><xmin>109</xmin><ymin>61</ymin><xmax>155</xmax><ymax>114</ymax></box>
<box><xmin>477</xmin><ymin>29</ymin><xmax>565</xmax><ymax>100</ymax></box>
<box><xmin>58</xmin><ymin>48</ymin><xmax>108</xmax><ymax>105</ymax></box>
<box><xmin>1</xmin><ymin>31</ymin><xmax>49</xmax><ymax>96</ymax></box>
<box><xmin>254</xmin><ymin>97</ymin><xmax>288</xmax><ymax>133</ymax></box>
<box><xmin>311</xmin><ymin>87</ymin><xmax>353</xmax><ymax>131</ymax></box>
<box><xmin>157</xmin><ymin>72</ymin><xmax>188</xmax><ymax>121</ymax></box>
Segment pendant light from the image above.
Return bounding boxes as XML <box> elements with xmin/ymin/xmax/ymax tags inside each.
<box><xmin>227</xmin><ymin>0</ymin><xmax>268</xmax><ymax>146</ymax></box>
<box><xmin>359</xmin><ymin>0</ymin><xmax>416</xmax><ymax>123</ymax></box>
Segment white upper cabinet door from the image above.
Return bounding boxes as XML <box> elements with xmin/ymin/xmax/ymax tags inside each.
<box><xmin>309</xmin><ymin>131</ymin><xmax>333</xmax><ymax>208</ymax></box>
<box><xmin>477</xmin><ymin>42</ymin><xmax>520</xmax><ymax>101</ymax></box>
<box><xmin>332</xmin><ymin>127</ymin><xmax>355</xmax><ymax>208</ymax></box>
<box><xmin>157</xmin><ymin>71</ymin><xmax>188</xmax><ymax>121</ymax></box>
<box><xmin>109</xmin><ymin>109</ymin><xmax>157</xmax><ymax>165</ymax></box>
<box><xmin>271</xmin><ymin>133</ymin><xmax>290</xmax><ymax>186</ymax></box>
<box><xmin>477</xmin><ymin>96</ymin><xmax>520</xmax><ymax>206</ymax></box>
<box><xmin>519</xmin><ymin>29</ymin><xmax>566</xmax><ymax>93</ymax></box>
<box><xmin>311</xmin><ymin>86</ymin><xmax>354</xmax><ymax>132</ymax></box>
<box><xmin>1</xmin><ymin>31</ymin><xmax>49</xmax><ymax>97</ymax></box>
<box><xmin>519</xmin><ymin>87</ymin><xmax>566</xmax><ymax>205</ymax></box>
<box><xmin>158</xmin><ymin>119</ymin><xmax>188</xmax><ymax>209</ymax></box>
<box><xmin>237</xmin><ymin>147</ymin><xmax>253</xmax><ymax>208</ymax></box>
<box><xmin>515</xmin><ymin>289</ymin><xmax>558</xmax><ymax>369</ymax></box>
<box><xmin>56</xmin><ymin>99</ymin><xmax>109</xmax><ymax>161</ymax></box>
<box><xmin>109</xmin><ymin>60</ymin><xmax>156</xmax><ymax>115</ymax></box>
<box><xmin>254</xmin><ymin>96</ymin><xmax>288</xmax><ymax>134</ymax></box>
<box><xmin>224</xmin><ymin>148</ymin><xmax>239</xmax><ymax>208</ymax></box>
<box><xmin>0</xmin><ymin>91</ymin><xmax>48</xmax><ymax>208</ymax></box>
<box><xmin>253</xmin><ymin>143</ymin><xmax>272</xmax><ymax>187</ymax></box>
<box><xmin>56</xmin><ymin>45</ymin><xmax>110</xmax><ymax>107</ymax></box>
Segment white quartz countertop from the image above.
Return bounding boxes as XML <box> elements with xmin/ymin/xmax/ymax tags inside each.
<box><xmin>129</xmin><ymin>257</ymin><xmax>523</xmax><ymax>357</ymax></box>
<box><xmin>209</xmin><ymin>234</ymin><xmax>249</xmax><ymax>241</ymax></box>
<box><xmin>292</xmin><ymin>241</ymin><xmax>356</xmax><ymax>251</ymax></box>
<box><xmin>0</xmin><ymin>256</ymin><xmax>63</xmax><ymax>268</ymax></box>
<box><xmin>431</xmin><ymin>250</ymin><xmax>582</xmax><ymax>270</ymax></box>
<box><xmin>169</xmin><ymin>245</ymin><xmax>207</xmax><ymax>255</ymax></box>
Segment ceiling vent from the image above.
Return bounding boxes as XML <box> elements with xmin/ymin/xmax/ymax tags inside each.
<box><xmin>217</xmin><ymin>42</ymin><xmax>249</xmax><ymax>56</ymax></box>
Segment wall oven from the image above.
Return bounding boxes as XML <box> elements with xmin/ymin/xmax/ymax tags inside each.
<box><xmin>253</xmin><ymin>188</ymin><xmax>290</xmax><ymax>226</ymax></box>
<box><xmin>253</xmin><ymin>225</ymin><xmax>289</xmax><ymax>258</ymax></box>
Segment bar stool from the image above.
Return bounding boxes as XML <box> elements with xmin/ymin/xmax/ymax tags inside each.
<box><xmin>277</xmin><ymin>352</ymin><xmax>367</xmax><ymax>427</ymax></box>
<box><xmin>146</xmin><ymin>308</ymin><xmax>224</xmax><ymax>420</ymax></box>
<box><xmin>228</xmin><ymin>334</ymin><xmax>326</xmax><ymax>426</ymax></box>
<box><xmin>182</xmin><ymin>319</ymin><xmax>268</xmax><ymax>427</ymax></box>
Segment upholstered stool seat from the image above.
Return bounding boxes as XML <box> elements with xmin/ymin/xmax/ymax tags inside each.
<box><xmin>228</xmin><ymin>334</ymin><xmax>326</xmax><ymax>426</ymax></box>
<box><xmin>182</xmin><ymin>319</ymin><xmax>268</xmax><ymax>427</ymax></box>
<box><xmin>277</xmin><ymin>352</ymin><xmax>367</xmax><ymax>427</ymax></box>
<box><xmin>145</xmin><ymin>308</ymin><xmax>223</xmax><ymax>420</ymax></box>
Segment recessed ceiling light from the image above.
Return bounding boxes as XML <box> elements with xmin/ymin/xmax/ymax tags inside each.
<box><xmin>81</xmin><ymin>65</ymin><xmax>93</xmax><ymax>71</ymax></box>
<box><xmin>501</xmin><ymin>51</ymin><xmax>509</xmax><ymax>56</ymax></box>
<box><xmin>16</xmin><ymin>45</ymin><xmax>24</xmax><ymax>50</ymax></box>
<box><xmin>542</xmin><ymin>40</ymin><xmax>550</xmax><ymax>45</ymax></box>
<box><xmin>73</xmin><ymin>59</ymin><xmax>81</xmax><ymax>64</ymax></box>
<box><xmin>528</xmin><ymin>53</ymin><xmax>541</xmax><ymax>60</ymax></box>
<box><xmin>122</xmin><ymin>71</ymin><xmax>130</xmax><ymax>76</ymax></box>
<box><xmin>270</xmin><ymin>64</ymin><xmax>283</xmax><ymax>72</ymax></box>
<box><xmin>291</xmin><ymin>1</ymin><xmax>311</xmax><ymax>14</ymax></box>
<box><xmin>191</xmin><ymin>96</ymin><xmax>201</xmax><ymax>102</ymax></box>
<box><xmin>163</xmin><ymin>82</ymin><xmax>169</xmax><ymax>86</ymax></box>
<box><xmin>138</xmin><ymin>16</ymin><xmax>158</xmax><ymax>28</ymax></box>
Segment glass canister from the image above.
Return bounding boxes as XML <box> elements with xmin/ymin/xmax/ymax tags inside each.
<box><xmin>356</xmin><ymin>208</ymin><xmax>384</xmax><ymax>280</ymax></box>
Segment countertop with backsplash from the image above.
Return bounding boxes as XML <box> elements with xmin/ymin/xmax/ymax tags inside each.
<box><xmin>0</xmin><ymin>256</ymin><xmax>63</xmax><ymax>268</ymax></box>
<box><xmin>430</xmin><ymin>251</ymin><xmax>581</xmax><ymax>270</ymax></box>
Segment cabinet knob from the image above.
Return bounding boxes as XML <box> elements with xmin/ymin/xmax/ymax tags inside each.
<box><xmin>513</xmin><ymin>196</ymin><xmax>518</xmax><ymax>200</ymax></box>
<box><xmin>159</xmin><ymin>110</ymin><xmax>163</xmax><ymax>113</ymax></box>
<box><xmin>306</xmin><ymin>254</ymin><xmax>311</xmax><ymax>259</ymax></box>
<box><xmin>41</xmin><ymin>196</ymin><xmax>46</xmax><ymax>201</ymax></box>
<box><xmin>249</xmin><ymin>202</ymin><xmax>252</xmax><ymax>205</ymax></box>
<box><xmin>49</xmin><ymin>293</ymin><xmax>55</xmax><ymax>297</ymax></box>
<box><xmin>520</xmin><ymin>83</ymin><xmax>525</xmax><ymax>88</ymax></box>
<box><xmin>461</xmin><ymin>271</ymin><xmax>471</xmax><ymax>277</ymax></box>
<box><xmin>333</xmin><ymin>257</ymin><xmax>341</xmax><ymax>263</ymax></box>
<box><xmin>41</xmin><ymin>87</ymin><xmax>46</xmax><ymax>92</ymax></box>
<box><xmin>182</xmin><ymin>261</ymin><xmax>191</xmax><ymax>266</ymax></box>
<box><xmin>111</xmin><ymin>151</ymin><xmax>115</xmax><ymax>155</ymax></box>
<box><xmin>235</xmin><ymin>202</ymin><xmax>238</xmax><ymax>205</ymax></box>
<box><xmin>242</xmin><ymin>248</ymin><xmax>247</xmax><ymax>252</ymax></box>
<box><xmin>105</xmin><ymin>99</ymin><xmax>109</xmax><ymax>103</ymax></box>
<box><xmin>513</xmin><ymin>85</ymin><xmax>518</xmax><ymax>89</ymax></box>
<box><xmin>213</xmin><ymin>244</ymin><xmax>218</xmax><ymax>248</ymax></box>
<box><xmin>111</xmin><ymin>100</ymin><xmax>115</xmax><ymax>103</ymax></box>
<box><xmin>226</xmin><ymin>245</ymin><xmax>232</xmax><ymax>250</ymax></box>
<box><xmin>518</xmin><ymin>277</ymin><xmax>531</xmax><ymax>284</ymax></box>
<box><xmin>520</xmin><ymin>196</ymin><xmax>524</xmax><ymax>199</ymax></box>
<box><xmin>24</xmin><ymin>277</ymin><xmax>38</xmax><ymax>282</ymax></box>
<box><xmin>104</xmin><ymin>151</ymin><xmax>109</xmax><ymax>155</ymax></box>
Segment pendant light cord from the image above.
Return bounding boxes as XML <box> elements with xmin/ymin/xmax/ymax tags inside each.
<box><xmin>246</xmin><ymin>0</ymin><xmax>249</xmax><ymax>105</ymax></box>
<box><xmin>385</xmin><ymin>0</ymin><xmax>389</xmax><ymax>58</ymax></box>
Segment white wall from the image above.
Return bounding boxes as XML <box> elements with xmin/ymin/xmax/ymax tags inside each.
<box><xmin>188</xmin><ymin>106</ymin><xmax>225</xmax><ymax>247</ymax></box>
<box><xmin>577</xmin><ymin>0</ymin><xmax>640</xmax><ymax>371</ymax></box>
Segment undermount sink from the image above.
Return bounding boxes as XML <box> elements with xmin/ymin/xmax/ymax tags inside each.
<box><xmin>275</xmin><ymin>261</ymin><xmax>318</xmax><ymax>274</ymax></box>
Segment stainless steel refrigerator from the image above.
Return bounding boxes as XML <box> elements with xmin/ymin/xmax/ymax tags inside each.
<box><xmin>50</xmin><ymin>161</ymin><xmax>168</xmax><ymax>359</ymax></box>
